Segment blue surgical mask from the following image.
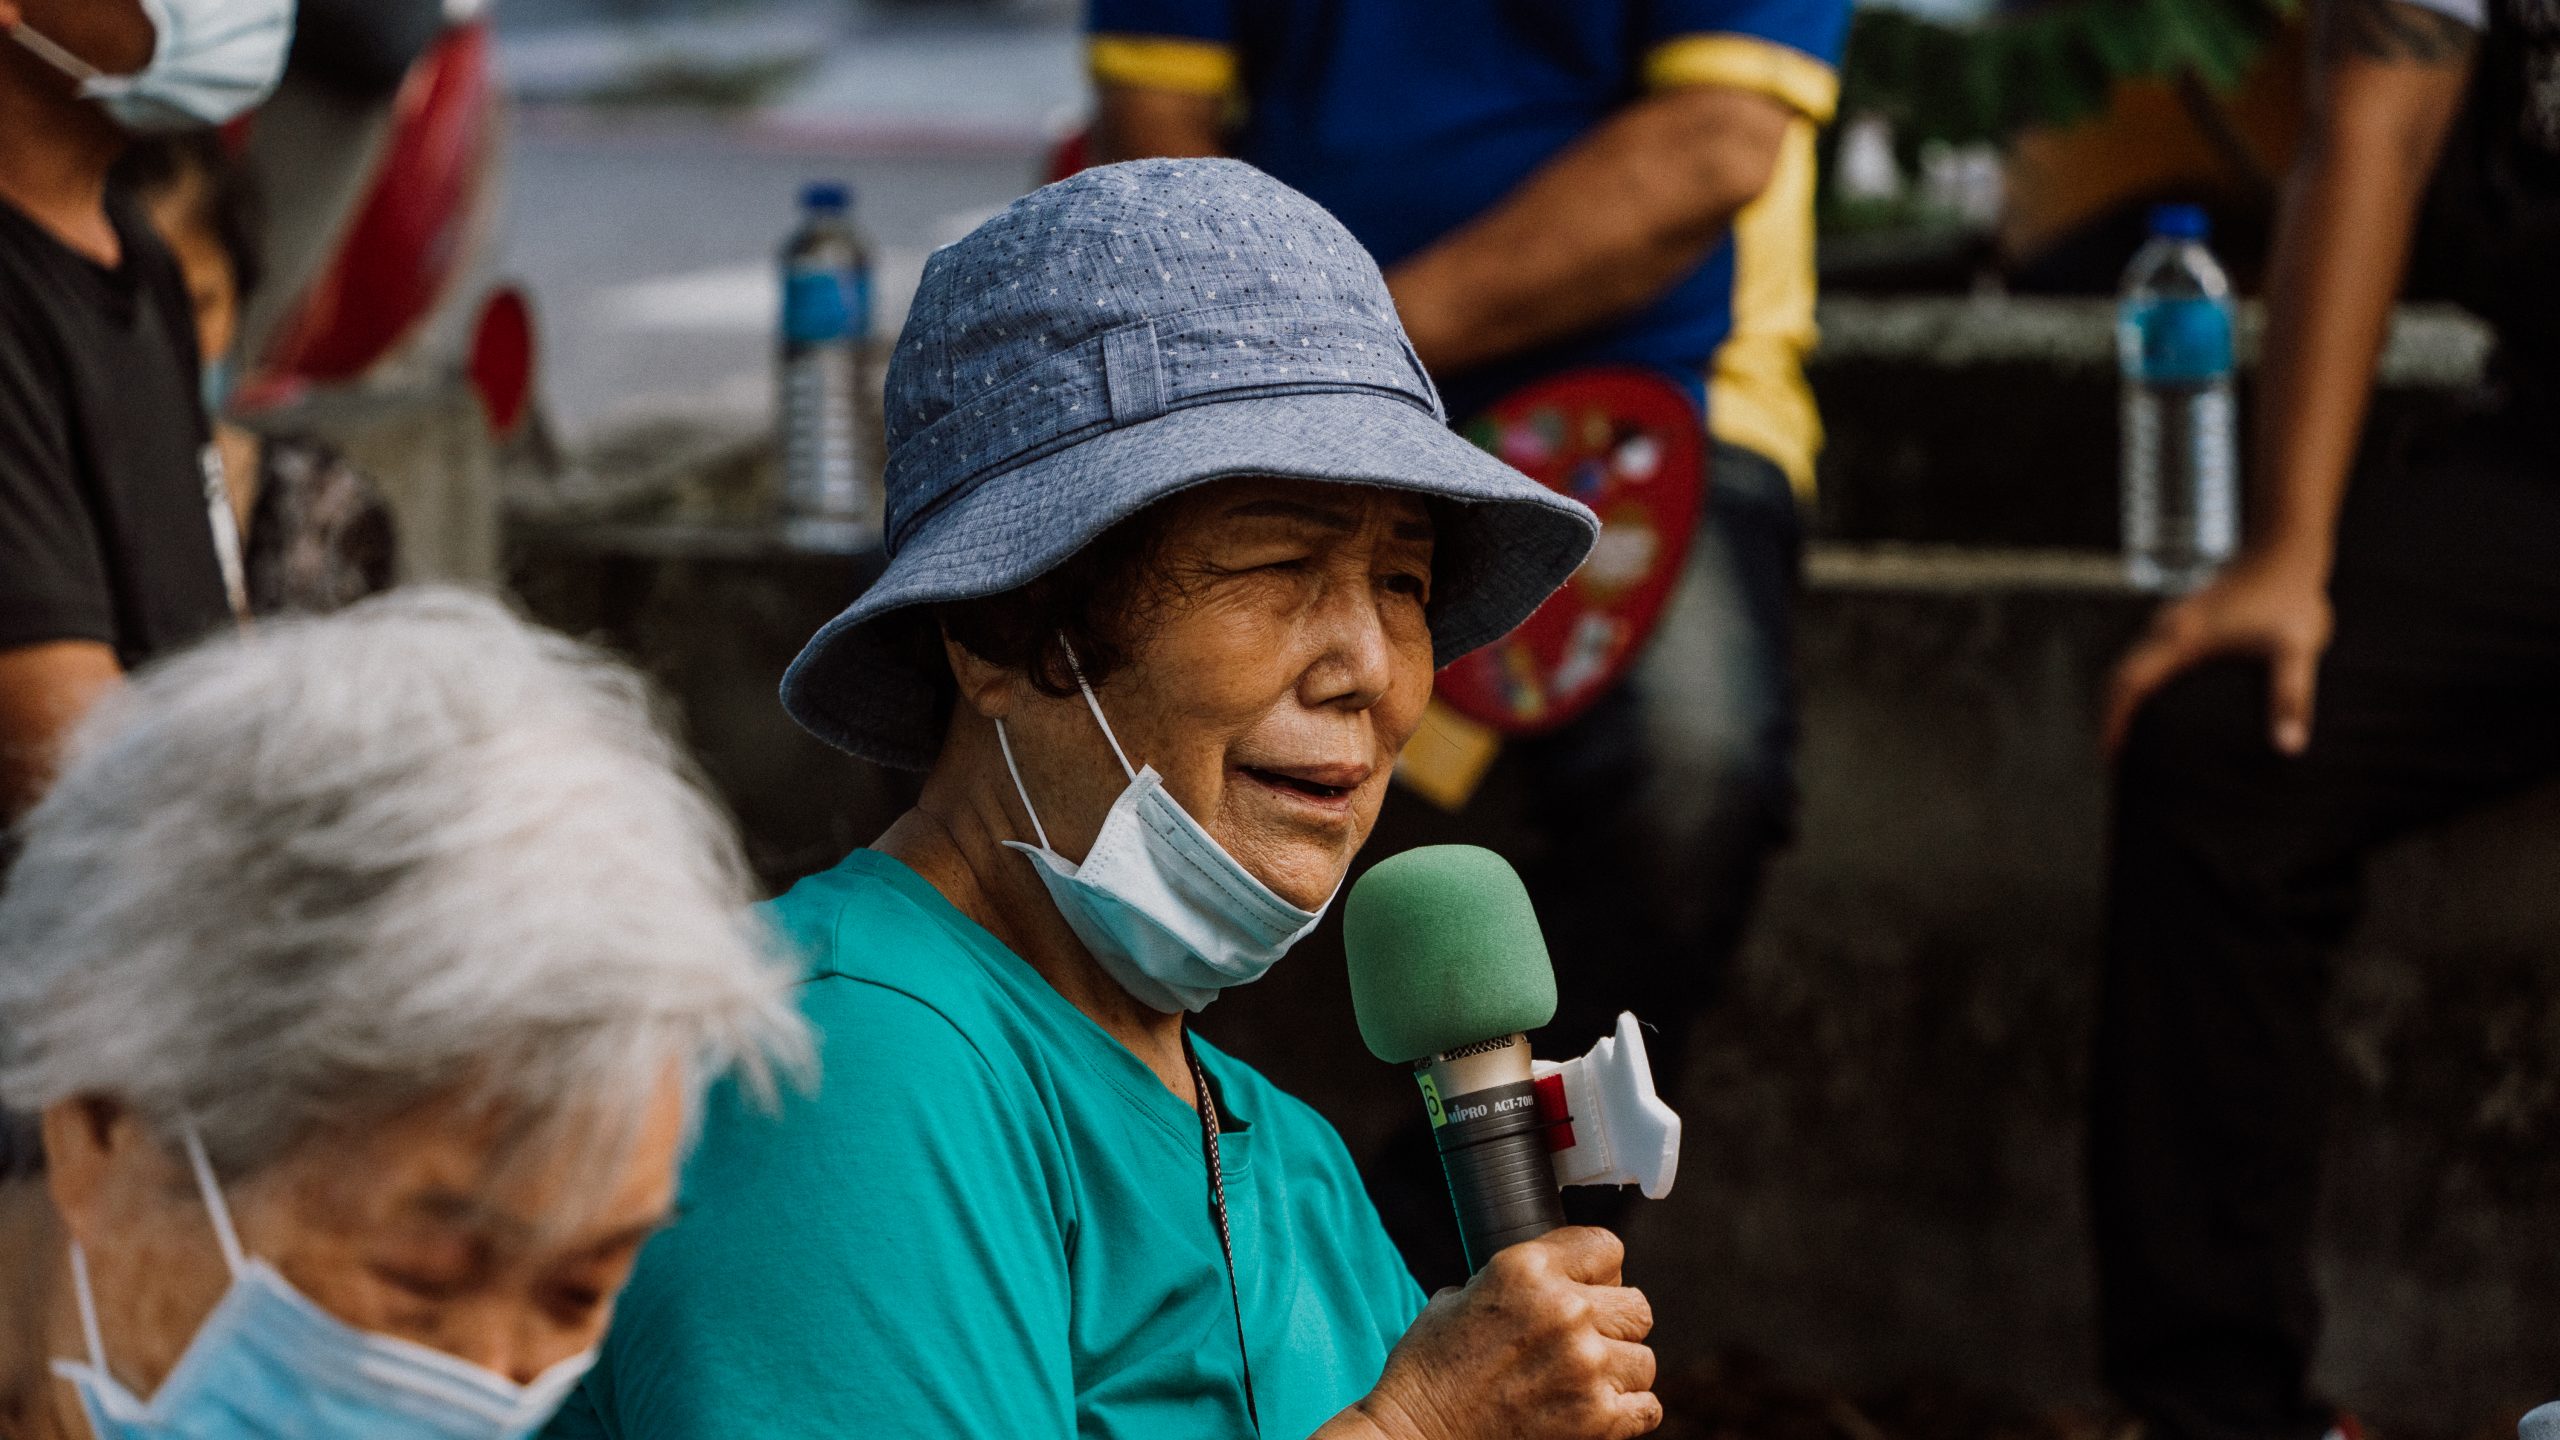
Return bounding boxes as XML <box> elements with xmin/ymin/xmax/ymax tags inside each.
<box><xmin>53</xmin><ymin>1125</ymin><xmax>596</xmax><ymax>1440</ymax></box>
<box><xmin>10</xmin><ymin>0</ymin><xmax>295</xmax><ymax>134</ymax></box>
<box><xmin>200</xmin><ymin>356</ymin><xmax>234</xmax><ymax>419</ymax></box>
<box><xmin>996</xmin><ymin>645</ymin><xmax>1330</xmax><ymax>1014</ymax></box>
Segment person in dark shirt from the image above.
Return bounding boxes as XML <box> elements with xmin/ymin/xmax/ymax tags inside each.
<box><xmin>121</xmin><ymin>134</ymin><xmax>398</xmax><ymax>616</ymax></box>
<box><xmin>2096</xmin><ymin>0</ymin><xmax>2560</xmax><ymax>1436</ymax></box>
<box><xmin>0</xmin><ymin>0</ymin><xmax>289</xmax><ymax>822</ymax></box>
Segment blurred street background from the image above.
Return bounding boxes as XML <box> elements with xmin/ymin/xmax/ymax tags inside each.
<box><xmin>495</xmin><ymin>0</ymin><xmax>1078</xmax><ymax>439</ymax></box>
<box><xmin>129</xmin><ymin>0</ymin><xmax>2559</xmax><ymax>1435</ymax></box>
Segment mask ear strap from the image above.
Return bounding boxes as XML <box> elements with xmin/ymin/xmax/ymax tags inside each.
<box><xmin>7</xmin><ymin>25</ymin><xmax>109</xmax><ymax>90</ymax></box>
<box><xmin>993</xmin><ymin>719</ymin><xmax>1053</xmax><ymax>853</ymax></box>
<box><xmin>1055</xmin><ymin>637</ymin><xmax>1137</xmax><ymax>783</ymax></box>
<box><xmin>66</xmin><ymin>1241</ymin><xmax>111</xmax><ymax>1374</ymax></box>
<box><xmin>180</xmin><ymin>1125</ymin><xmax>247</xmax><ymax>1278</ymax></box>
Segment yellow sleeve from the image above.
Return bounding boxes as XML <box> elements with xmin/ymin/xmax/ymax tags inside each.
<box><xmin>1088</xmin><ymin>35</ymin><xmax>1241</xmax><ymax>97</ymax></box>
<box><xmin>1644</xmin><ymin>35</ymin><xmax>1840</xmax><ymax>123</ymax></box>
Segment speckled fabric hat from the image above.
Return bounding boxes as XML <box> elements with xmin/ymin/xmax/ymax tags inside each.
<box><xmin>781</xmin><ymin>158</ymin><xmax>1599</xmax><ymax>770</ymax></box>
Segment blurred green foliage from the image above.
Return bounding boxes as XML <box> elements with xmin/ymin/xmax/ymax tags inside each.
<box><xmin>1838</xmin><ymin>0</ymin><xmax>2297</xmax><ymax>150</ymax></box>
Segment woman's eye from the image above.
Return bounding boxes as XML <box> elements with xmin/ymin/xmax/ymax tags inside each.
<box><xmin>374</xmin><ymin>1265</ymin><xmax>465</xmax><ymax>1302</ymax></box>
<box><xmin>547</xmin><ymin>1283</ymin><xmax>609</xmax><ymax>1322</ymax></box>
<box><xmin>1381</xmin><ymin>571</ymin><xmax>1429</xmax><ymax>600</ymax></box>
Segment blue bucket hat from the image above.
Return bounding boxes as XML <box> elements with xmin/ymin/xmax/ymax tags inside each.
<box><xmin>782</xmin><ymin>158</ymin><xmax>1599</xmax><ymax>770</ymax></box>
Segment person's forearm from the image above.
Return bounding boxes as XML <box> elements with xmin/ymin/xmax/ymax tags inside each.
<box><xmin>1091</xmin><ymin>86</ymin><xmax>1224</xmax><ymax>165</ymax></box>
<box><xmin>2248</xmin><ymin>0</ymin><xmax>2475</xmax><ymax>577</ymax></box>
<box><xmin>1385</xmin><ymin>86</ymin><xmax>1792</xmax><ymax>376</ymax></box>
<box><xmin>0</xmin><ymin>641</ymin><xmax>121</xmax><ymax>823</ymax></box>
<box><xmin>1313</xmin><ymin>1398</ymin><xmax>1417</xmax><ymax>1440</ymax></box>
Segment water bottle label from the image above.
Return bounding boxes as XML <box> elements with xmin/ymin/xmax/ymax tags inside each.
<box><xmin>784</xmin><ymin>267</ymin><xmax>870</xmax><ymax>345</ymax></box>
<box><xmin>2120</xmin><ymin>297</ymin><xmax>2234</xmax><ymax>384</ymax></box>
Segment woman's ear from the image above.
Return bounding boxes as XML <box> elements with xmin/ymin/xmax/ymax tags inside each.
<box><xmin>940</xmin><ymin>627</ymin><xmax>1019</xmax><ymax>720</ymax></box>
<box><xmin>41</xmin><ymin>1097</ymin><xmax>143</xmax><ymax>1248</ymax></box>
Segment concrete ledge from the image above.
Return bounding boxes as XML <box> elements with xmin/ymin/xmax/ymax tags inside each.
<box><xmin>1816</xmin><ymin>296</ymin><xmax>2495</xmax><ymax>388</ymax></box>
<box><xmin>1809</xmin><ymin>300</ymin><xmax>2493</xmax><ymax>552</ymax></box>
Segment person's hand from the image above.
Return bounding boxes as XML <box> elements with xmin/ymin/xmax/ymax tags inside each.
<box><xmin>2102</xmin><ymin>550</ymin><xmax>2334</xmax><ymax>759</ymax></box>
<box><xmin>1348</xmin><ymin>1227</ymin><xmax>1659</xmax><ymax>1440</ymax></box>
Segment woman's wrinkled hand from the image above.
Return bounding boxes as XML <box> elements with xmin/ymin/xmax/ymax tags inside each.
<box><xmin>1344</xmin><ymin>1226</ymin><xmax>1659</xmax><ymax>1440</ymax></box>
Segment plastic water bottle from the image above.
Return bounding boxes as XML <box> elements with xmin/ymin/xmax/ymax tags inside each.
<box><xmin>2118</xmin><ymin>203</ymin><xmax>2238</xmax><ymax>591</ymax></box>
<box><xmin>778</xmin><ymin>182</ymin><xmax>876</xmax><ymax>535</ymax></box>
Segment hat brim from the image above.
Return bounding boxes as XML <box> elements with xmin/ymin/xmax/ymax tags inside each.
<box><xmin>782</xmin><ymin>389</ymin><xmax>1598</xmax><ymax>770</ymax></box>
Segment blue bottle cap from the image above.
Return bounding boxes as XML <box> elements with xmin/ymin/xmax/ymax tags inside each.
<box><xmin>802</xmin><ymin>182</ymin><xmax>852</xmax><ymax>213</ymax></box>
<box><xmin>2149</xmin><ymin>203</ymin><xmax>2209</xmax><ymax>241</ymax></box>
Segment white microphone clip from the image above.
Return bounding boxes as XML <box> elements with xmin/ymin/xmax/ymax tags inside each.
<box><xmin>1532</xmin><ymin>1012</ymin><xmax>1682</xmax><ymax>1199</ymax></box>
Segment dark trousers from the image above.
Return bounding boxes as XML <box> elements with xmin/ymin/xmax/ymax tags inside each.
<box><xmin>1371</xmin><ymin>441</ymin><xmax>1804</xmax><ymax>1289</ymax></box>
<box><xmin>2095</xmin><ymin>404</ymin><xmax>2560</xmax><ymax>1440</ymax></box>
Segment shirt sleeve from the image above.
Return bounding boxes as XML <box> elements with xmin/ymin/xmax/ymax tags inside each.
<box><xmin>0</xmin><ymin>313</ymin><xmax>115</xmax><ymax>652</ymax></box>
<box><xmin>1641</xmin><ymin>0</ymin><xmax>1853</xmax><ymax>123</ymax></box>
<box><xmin>551</xmin><ymin>978</ymin><xmax>1077</xmax><ymax>1440</ymax></box>
<box><xmin>1087</xmin><ymin>0</ymin><xmax>1238</xmax><ymax>96</ymax></box>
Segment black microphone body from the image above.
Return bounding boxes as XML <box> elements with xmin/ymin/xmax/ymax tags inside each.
<box><xmin>1344</xmin><ymin>845</ymin><xmax>1570</xmax><ymax>1274</ymax></box>
<box><xmin>1415</xmin><ymin>1032</ymin><xmax>1566</xmax><ymax>1271</ymax></box>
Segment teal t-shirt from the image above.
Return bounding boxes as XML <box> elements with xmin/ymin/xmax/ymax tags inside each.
<box><xmin>544</xmin><ymin>849</ymin><xmax>1425</xmax><ymax>1440</ymax></box>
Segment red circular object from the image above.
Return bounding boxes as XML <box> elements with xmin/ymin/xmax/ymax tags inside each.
<box><xmin>1435</xmin><ymin>368</ymin><xmax>1708</xmax><ymax>736</ymax></box>
<box><xmin>468</xmin><ymin>286</ymin><xmax>536</xmax><ymax>438</ymax></box>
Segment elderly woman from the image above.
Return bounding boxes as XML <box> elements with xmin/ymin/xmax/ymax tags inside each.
<box><xmin>0</xmin><ymin>590</ymin><xmax>807</xmax><ymax>1440</ymax></box>
<box><xmin>550</xmin><ymin>160</ymin><xmax>1656</xmax><ymax>1440</ymax></box>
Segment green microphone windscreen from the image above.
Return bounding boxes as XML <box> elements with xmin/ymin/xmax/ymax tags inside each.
<box><xmin>1343</xmin><ymin>845</ymin><xmax>1558</xmax><ymax>1064</ymax></box>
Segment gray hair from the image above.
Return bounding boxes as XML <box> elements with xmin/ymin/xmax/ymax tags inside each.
<box><xmin>0</xmin><ymin>588</ymin><xmax>810</xmax><ymax>1186</ymax></box>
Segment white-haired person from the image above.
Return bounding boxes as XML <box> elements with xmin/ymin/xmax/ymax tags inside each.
<box><xmin>0</xmin><ymin>589</ymin><xmax>809</xmax><ymax>1440</ymax></box>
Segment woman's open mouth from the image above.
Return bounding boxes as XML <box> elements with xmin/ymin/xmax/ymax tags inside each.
<box><xmin>1238</xmin><ymin>762</ymin><xmax>1372</xmax><ymax>810</ymax></box>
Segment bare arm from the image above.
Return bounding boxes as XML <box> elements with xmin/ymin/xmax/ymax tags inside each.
<box><xmin>1383</xmin><ymin>85</ymin><xmax>1793</xmax><ymax>376</ymax></box>
<box><xmin>2249</xmin><ymin>0</ymin><xmax>2478</xmax><ymax>571</ymax></box>
<box><xmin>2104</xmin><ymin>0</ymin><xmax>2477</xmax><ymax>755</ymax></box>
<box><xmin>0</xmin><ymin>640</ymin><xmax>120</xmax><ymax>822</ymax></box>
<box><xmin>1094</xmin><ymin>79</ymin><xmax>1797</xmax><ymax>379</ymax></box>
<box><xmin>1090</xmin><ymin>85</ymin><xmax>1224</xmax><ymax>163</ymax></box>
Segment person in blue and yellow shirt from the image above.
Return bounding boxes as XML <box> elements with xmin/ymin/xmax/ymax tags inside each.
<box><xmin>1089</xmin><ymin>0</ymin><xmax>1852</xmax><ymax>1285</ymax></box>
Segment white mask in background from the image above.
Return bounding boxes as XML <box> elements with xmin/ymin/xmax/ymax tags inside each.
<box><xmin>54</xmin><ymin>1123</ymin><xmax>596</xmax><ymax>1440</ymax></box>
<box><xmin>10</xmin><ymin>0</ymin><xmax>296</xmax><ymax>135</ymax></box>
<box><xmin>997</xmin><ymin>644</ymin><xmax>1329</xmax><ymax>1014</ymax></box>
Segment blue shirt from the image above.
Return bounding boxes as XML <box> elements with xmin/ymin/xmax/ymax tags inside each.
<box><xmin>1088</xmin><ymin>0</ymin><xmax>1852</xmax><ymax>488</ymax></box>
<box><xmin>544</xmin><ymin>849</ymin><xmax>1424</xmax><ymax>1440</ymax></box>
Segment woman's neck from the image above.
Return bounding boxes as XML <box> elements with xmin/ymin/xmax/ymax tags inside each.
<box><xmin>0</xmin><ymin>1182</ymin><xmax>80</xmax><ymax>1440</ymax></box>
<box><xmin>875</xmin><ymin>729</ymin><xmax>1196</xmax><ymax>1105</ymax></box>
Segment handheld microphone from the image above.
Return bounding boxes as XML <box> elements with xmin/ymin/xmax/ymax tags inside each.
<box><xmin>1345</xmin><ymin>845</ymin><xmax>1565</xmax><ymax>1272</ymax></box>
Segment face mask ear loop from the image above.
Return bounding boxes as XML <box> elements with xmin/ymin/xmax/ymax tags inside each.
<box><xmin>180</xmin><ymin>1125</ymin><xmax>247</xmax><ymax>1278</ymax></box>
<box><xmin>1055</xmin><ymin>637</ymin><xmax>1137</xmax><ymax>783</ymax></box>
<box><xmin>994</xmin><ymin>719</ymin><xmax>1054</xmax><ymax>853</ymax></box>
<box><xmin>67</xmin><ymin>1240</ymin><xmax>111</xmax><ymax>1375</ymax></box>
<box><xmin>7</xmin><ymin>25</ymin><xmax>107</xmax><ymax>87</ymax></box>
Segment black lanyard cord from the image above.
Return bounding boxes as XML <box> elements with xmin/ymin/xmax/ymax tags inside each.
<box><xmin>1186</xmin><ymin>1033</ymin><xmax>1262</xmax><ymax>1436</ymax></box>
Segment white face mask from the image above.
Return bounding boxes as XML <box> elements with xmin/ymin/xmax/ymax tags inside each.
<box><xmin>997</xmin><ymin>648</ymin><xmax>1330</xmax><ymax>1014</ymax></box>
<box><xmin>54</xmin><ymin>1124</ymin><xmax>597</xmax><ymax>1440</ymax></box>
<box><xmin>11</xmin><ymin>0</ymin><xmax>295</xmax><ymax>135</ymax></box>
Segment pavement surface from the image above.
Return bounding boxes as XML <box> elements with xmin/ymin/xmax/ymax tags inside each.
<box><xmin>501</xmin><ymin>124</ymin><xmax>1042</xmax><ymax>441</ymax></box>
<box><xmin>491</xmin><ymin>0</ymin><xmax>1073</xmax><ymax>441</ymax></box>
